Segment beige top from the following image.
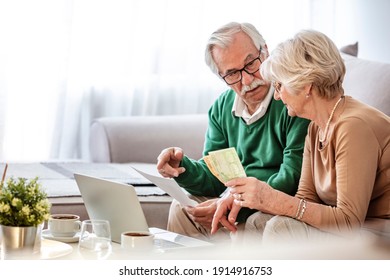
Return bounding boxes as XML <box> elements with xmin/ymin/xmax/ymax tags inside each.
<box><xmin>297</xmin><ymin>96</ymin><xmax>390</xmax><ymax>233</ymax></box>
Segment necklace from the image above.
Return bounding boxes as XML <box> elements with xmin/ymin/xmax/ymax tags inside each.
<box><xmin>319</xmin><ymin>96</ymin><xmax>344</xmax><ymax>143</ymax></box>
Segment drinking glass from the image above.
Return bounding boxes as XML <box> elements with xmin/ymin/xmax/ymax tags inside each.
<box><xmin>78</xmin><ymin>220</ymin><xmax>111</xmax><ymax>259</ymax></box>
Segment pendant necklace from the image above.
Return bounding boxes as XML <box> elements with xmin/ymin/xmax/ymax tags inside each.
<box><xmin>319</xmin><ymin>96</ymin><xmax>344</xmax><ymax>143</ymax></box>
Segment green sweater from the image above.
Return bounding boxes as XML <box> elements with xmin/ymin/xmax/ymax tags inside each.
<box><xmin>176</xmin><ymin>89</ymin><xmax>310</xmax><ymax>221</ymax></box>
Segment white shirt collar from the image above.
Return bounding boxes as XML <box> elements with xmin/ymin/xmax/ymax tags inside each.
<box><xmin>232</xmin><ymin>87</ymin><xmax>274</xmax><ymax>125</ymax></box>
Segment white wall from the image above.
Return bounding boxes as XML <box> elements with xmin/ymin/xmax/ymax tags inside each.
<box><xmin>312</xmin><ymin>0</ymin><xmax>390</xmax><ymax>63</ymax></box>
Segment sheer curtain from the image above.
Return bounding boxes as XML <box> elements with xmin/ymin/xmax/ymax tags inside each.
<box><xmin>0</xmin><ymin>0</ymin><xmax>313</xmax><ymax>162</ymax></box>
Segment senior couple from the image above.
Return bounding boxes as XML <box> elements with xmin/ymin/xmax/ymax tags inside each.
<box><xmin>156</xmin><ymin>22</ymin><xmax>390</xmax><ymax>244</ymax></box>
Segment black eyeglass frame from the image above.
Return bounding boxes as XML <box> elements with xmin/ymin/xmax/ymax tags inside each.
<box><xmin>220</xmin><ymin>51</ymin><xmax>263</xmax><ymax>85</ymax></box>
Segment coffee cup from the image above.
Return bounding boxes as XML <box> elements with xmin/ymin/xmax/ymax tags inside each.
<box><xmin>48</xmin><ymin>214</ymin><xmax>81</xmax><ymax>237</ymax></box>
<box><xmin>121</xmin><ymin>231</ymin><xmax>154</xmax><ymax>251</ymax></box>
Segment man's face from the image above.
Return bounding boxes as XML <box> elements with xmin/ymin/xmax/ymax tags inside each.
<box><xmin>212</xmin><ymin>32</ymin><xmax>270</xmax><ymax>110</ymax></box>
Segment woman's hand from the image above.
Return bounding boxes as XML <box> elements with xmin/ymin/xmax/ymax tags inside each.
<box><xmin>227</xmin><ymin>177</ymin><xmax>274</xmax><ymax>213</ymax></box>
<box><xmin>211</xmin><ymin>177</ymin><xmax>275</xmax><ymax>234</ymax></box>
<box><xmin>210</xmin><ymin>190</ymin><xmax>241</xmax><ymax>234</ymax></box>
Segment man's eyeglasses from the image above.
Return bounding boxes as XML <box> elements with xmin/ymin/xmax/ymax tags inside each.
<box><xmin>221</xmin><ymin>53</ymin><xmax>262</xmax><ymax>85</ymax></box>
<box><xmin>273</xmin><ymin>81</ymin><xmax>282</xmax><ymax>93</ymax></box>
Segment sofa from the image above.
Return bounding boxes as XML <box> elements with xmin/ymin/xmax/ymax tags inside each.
<box><xmin>90</xmin><ymin>114</ymin><xmax>208</xmax><ymax>163</ymax></box>
<box><xmin>88</xmin><ymin>53</ymin><xmax>390</xmax><ymax>237</ymax></box>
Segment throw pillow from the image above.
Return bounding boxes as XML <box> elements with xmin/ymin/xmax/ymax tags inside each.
<box><xmin>340</xmin><ymin>42</ymin><xmax>358</xmax><ymax>57</ymax></box>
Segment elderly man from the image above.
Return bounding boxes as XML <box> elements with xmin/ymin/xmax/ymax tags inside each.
<box><xmin>157</xmin><ymin>22</ymin><xmax>309</xmax><ymax>241</ymax></box>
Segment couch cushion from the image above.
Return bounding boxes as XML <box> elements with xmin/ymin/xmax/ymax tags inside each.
<box><xmin>90</xmin><ymin>114</ymin><xmax>208</xmax><ymax>163</ymax></box>
<box><xmin>342</xmin><ymin>53</ymin><xmax>390</xmax><ymax>116</ymax></box>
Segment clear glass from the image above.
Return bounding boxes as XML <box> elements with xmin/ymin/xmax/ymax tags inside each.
<box><xmin>78</xmin><ymin>219</ymin><xmax>112</xmax><ymax>259</ymax></box>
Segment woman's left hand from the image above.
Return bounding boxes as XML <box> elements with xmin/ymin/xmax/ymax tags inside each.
<box><xmin>211</xmin><ymin>177</ymin><xmax>274</xmax><ymax>234</ymax></box>
<box><xmin>210</xmin><ymin>191</ymin><xmax>240</xmax><ymax>235</ymax></box>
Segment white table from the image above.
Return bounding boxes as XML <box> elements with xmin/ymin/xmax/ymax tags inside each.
<box><xmin>64</xmin><ymin>227</ymin><xmax>213</xmax><ymax>260</ymax></box>
<box><xmin>1</xmin><ymin>227</ymin><xmax>213</xmax><ymax>260</ymax></box>
<box><xmin>3</xmin><ymin>227</ymin><xmax>389</xmax><ymax>260</ymax></box>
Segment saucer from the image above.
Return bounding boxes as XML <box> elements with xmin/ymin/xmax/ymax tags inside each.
<box><xmin>42</xmin><ymin>229</ymin><xmax>80</xmax><ymax>243</ymax></box>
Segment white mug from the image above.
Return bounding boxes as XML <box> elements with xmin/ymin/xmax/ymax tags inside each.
<box><xmin>121</xmin><ymin>231</ymin><xmax>154</xmax><ymax>251</ymax></box>
<box><xmin>48</xmin><ymin>214</ymin><xmax>81</xmax><ymax>237</ymax></box>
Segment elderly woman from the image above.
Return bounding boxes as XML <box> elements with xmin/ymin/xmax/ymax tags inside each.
<box><xmin>211</xmin><ymin>30</ymin><xmax>390</xmax><ymax>241</ymax></box>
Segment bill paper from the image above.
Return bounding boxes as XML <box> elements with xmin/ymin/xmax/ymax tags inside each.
<box><xmin>203</xmin><ymin>147</ymin><xmax>246</xmax><ymax>183</ymax></box>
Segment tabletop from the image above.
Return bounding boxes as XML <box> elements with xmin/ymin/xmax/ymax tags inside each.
<box><xmin>0</xmin><ymin>227</ymin><xmax>213</xmax><ymax>260</ymax></box>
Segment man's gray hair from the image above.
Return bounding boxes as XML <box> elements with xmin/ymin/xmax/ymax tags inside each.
<box><xmin>205</xmin><ymin>22</ymin><xmax>267</xmax><ymax>75</ymax></box>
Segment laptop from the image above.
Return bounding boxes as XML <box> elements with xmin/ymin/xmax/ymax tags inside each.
<box><xmin>74</xmin><ymin>173</ymin><xmax>213</xmax><ymax>250</ymax></box>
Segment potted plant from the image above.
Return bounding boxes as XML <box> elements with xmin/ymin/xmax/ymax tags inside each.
<box><xmin>0</xmin><ymin>176</ymin><xmax>51</xmax><ymax>254</ymax></box>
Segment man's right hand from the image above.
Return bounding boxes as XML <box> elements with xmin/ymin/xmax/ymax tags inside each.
<box><xmin>184</xmin><ymin>199</ymin><xmax>218</xmax><ymax>230</ymax></box>
<box><xmin>156</xmin><ymin>147</ymin><xmax>186</xmax><ymax>178</ymax></box>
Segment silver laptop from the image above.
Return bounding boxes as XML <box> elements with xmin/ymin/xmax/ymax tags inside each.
<box><xmin>74</xmin><ymin>173</ymin><xmax>212</xmax><ymax>250</ymax></box>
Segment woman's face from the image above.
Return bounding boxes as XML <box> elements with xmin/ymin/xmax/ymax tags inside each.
<box><xmin>273</xmin><ymin>83</ymin><xmax>312</xmax><ymax>118</ymax></box>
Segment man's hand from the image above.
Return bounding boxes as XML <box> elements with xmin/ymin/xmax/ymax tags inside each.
<box><xmin>184</xmin><ymin>199</ymin><xmax>218</xmax><ymax>230</ymax></box>
<box><xmin>156</xmin><ymin>147</ymin><xmax>186</xmax><ymax>178</ymax></box>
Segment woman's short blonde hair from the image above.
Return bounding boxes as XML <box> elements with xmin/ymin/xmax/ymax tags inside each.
<box><xmin>261</xmin><ymin>29</ymin><xmax>345</xmax><ymax>99</ymax></box>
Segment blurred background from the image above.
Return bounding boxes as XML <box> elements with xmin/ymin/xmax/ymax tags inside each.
<box><xmin>0</xmin><ymin>0</ymin><xmax>389</xmax><ymax>161</ymax></box>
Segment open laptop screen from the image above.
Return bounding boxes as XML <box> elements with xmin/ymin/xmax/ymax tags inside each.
<box><xmin>74</xmin><ymin>173</ymin><xmax>149</xmax><ymax>243</ymax></box>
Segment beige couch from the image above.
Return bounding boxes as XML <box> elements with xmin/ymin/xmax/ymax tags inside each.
<box><xmin>90</xmin><ymin>114</ymin><xmax>208</xmax><ymax>163</ymax></box>
<box><xmin>88</xmin><ymin>53</ymin><xmax>390</xmax><ymax>237</ymax></box>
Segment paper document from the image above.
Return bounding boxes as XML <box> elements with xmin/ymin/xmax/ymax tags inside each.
<box><xmin>131</xmin><ymin>167</ymin><xmax>198</xmax><ymax>207</ymax></box>
<box><xmin>203</xmin><ymin>147</ymin><xmax>246</xmax><ymax>183</ymax></box>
